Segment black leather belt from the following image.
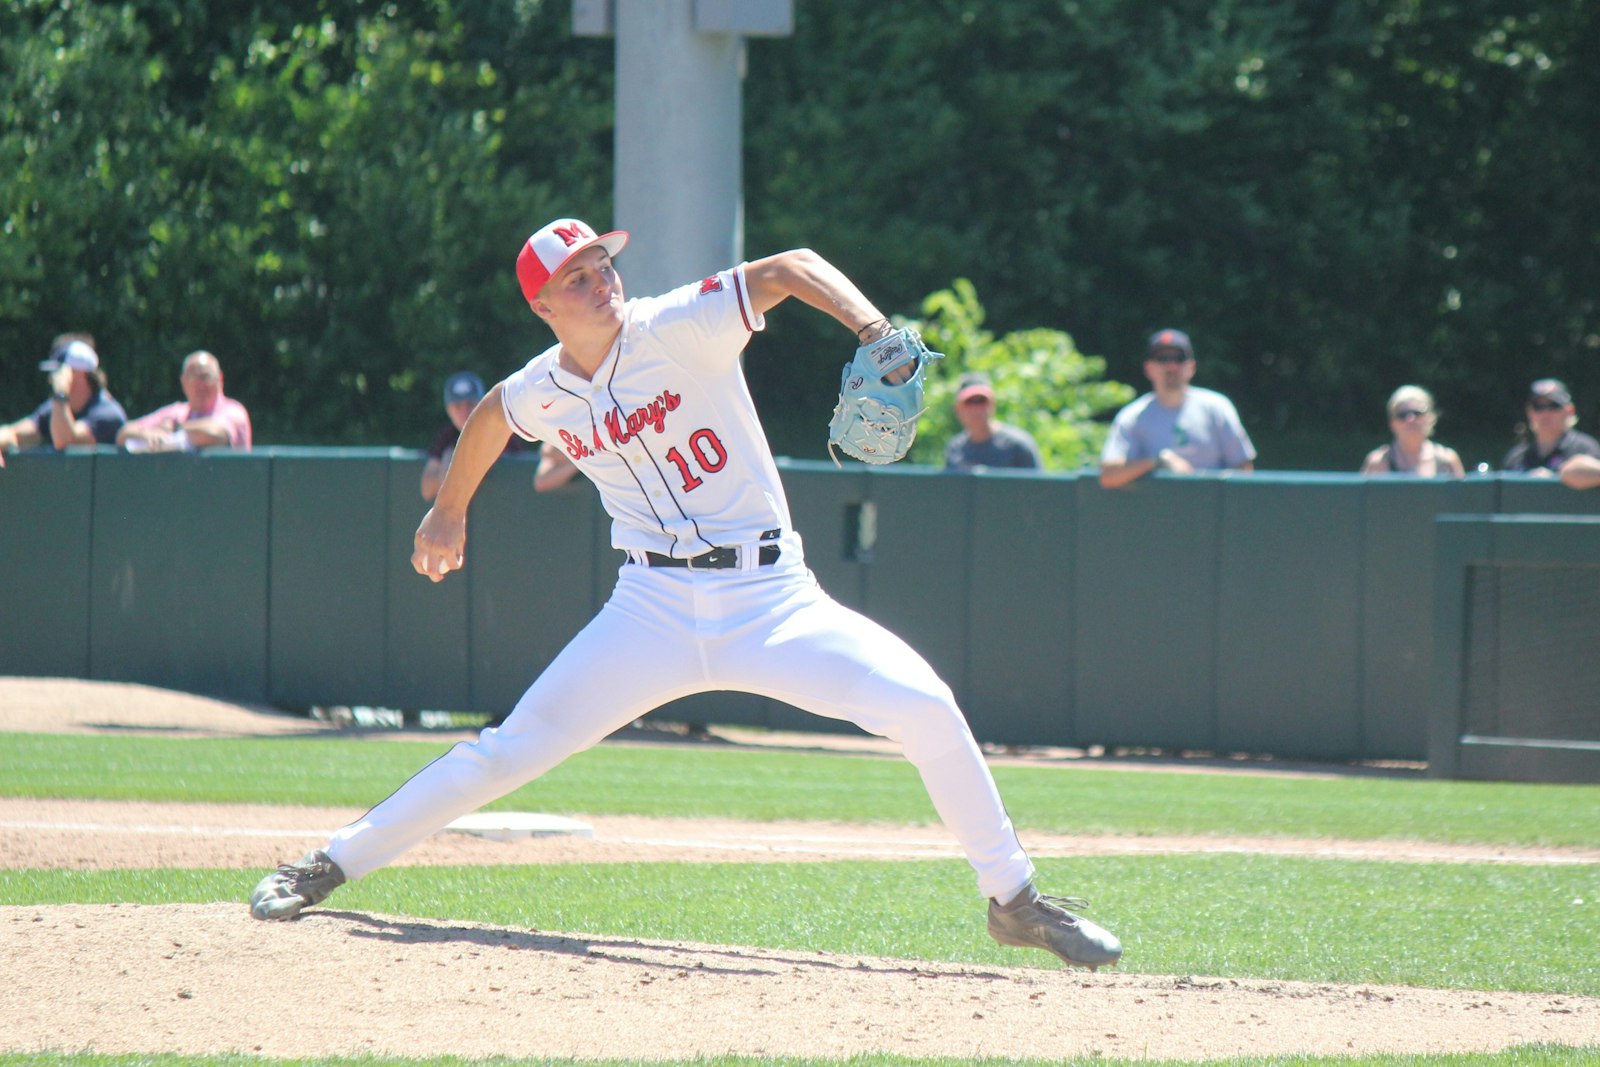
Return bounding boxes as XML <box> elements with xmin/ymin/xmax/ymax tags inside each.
<box><xmin>638</xmin><ymin>530</ymin><xmax>781</xmax><ymax>570</ymax></box>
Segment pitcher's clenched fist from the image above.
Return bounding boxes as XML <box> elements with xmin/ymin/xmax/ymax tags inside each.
<box><xmin>412</xmin><ymin>508</ymin><xmax>465</xmax><ymax>582</ymax></box>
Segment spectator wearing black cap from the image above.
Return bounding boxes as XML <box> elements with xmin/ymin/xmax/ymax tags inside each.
<box><xmin>0</xmin><ymin>333</ymin><xmax>126</xmax><ymax>469</ymax></box>
<box><xmin>1098</xmin><ymin>329</ymin><xmax>1255</xmax><ymax>489</ymax></box>
<box><xmin>421</xmin><ymin>370</ymin><xmax>570</xmax><ymax>501</ymax></box>
<box><xmin>1500</xmin><ymin>379</ymin><xmax>1600</xmax><ymax>477</ymax></box>
<box><xmin>943</xmin><ymin>372</ymin><xmax>1042</xmax><ymax>472</ymax></box>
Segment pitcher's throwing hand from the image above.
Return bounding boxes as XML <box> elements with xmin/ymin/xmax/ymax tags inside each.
<box><xmin>411</xmin><ymin>508</ymin><xmax>465</xmax><ymax>582</ymax></box>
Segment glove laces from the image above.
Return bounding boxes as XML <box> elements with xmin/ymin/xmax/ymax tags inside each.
<box><xmin>827</xmin><ymin>398</ymin><xmax>928</xmax><ymax>468</ymax></box>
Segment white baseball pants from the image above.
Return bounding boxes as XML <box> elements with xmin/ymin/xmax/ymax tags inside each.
<box><xmin>327</xmin><ymin>541</ymin><xmax>1036</xmax><ymax>901</ymax></box>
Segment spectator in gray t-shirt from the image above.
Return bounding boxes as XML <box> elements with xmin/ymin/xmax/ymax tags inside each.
<box><xmin>1098</xmin><ymin>328</ymin><xmax>1255</xmax><ymax>488</ymax></box>
<box><xmin>944</xmin><ymin>372</ymin><xmax>1042</xmax><ymax>471</ymax></box>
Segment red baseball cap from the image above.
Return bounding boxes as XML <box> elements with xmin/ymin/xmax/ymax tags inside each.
<box><xmin>956</xmin><ymin>373</ymin><xmax>995</xmax><ymax>404</ymax></box>
<box><xmin>515</xmin><ymin>218</ymin><xmax>629</xmax><ymax>308</ymax></box>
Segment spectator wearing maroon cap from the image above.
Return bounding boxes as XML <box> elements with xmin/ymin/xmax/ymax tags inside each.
<box><xmin>1098</xmin><ymin>329</ymin><xmax>1255</xmax><ymax>488</ymax></box>
<box><xmin>944</xmin><ymin>372</ymin><xmax>1042</xmax><ymax>471</ymax></box>
<box><xmin>0</xmin><ymin>333</ymin><xmax>126</xmax><ymax>469</ymax></box>
<box><xmin>1500</xmin><ymin>379</ymin><xmax>1600</xmax><ymax>476</ymax></box>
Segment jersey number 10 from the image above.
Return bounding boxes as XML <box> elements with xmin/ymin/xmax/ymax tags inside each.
<box><xmin>664</xmin><ymin>428</ymin><xmax>728</xmax><ymax>492</ymax></box>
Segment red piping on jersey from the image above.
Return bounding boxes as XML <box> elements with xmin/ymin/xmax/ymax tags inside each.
<box><xmin>504</xmin><ymin>395</ymin><xmax>539</xmax><ymax>441</ymax></box>
<box><xmin>733</xmin><ymin>269</ymin><xmax>752</xmax><ymax>333</ymax></box>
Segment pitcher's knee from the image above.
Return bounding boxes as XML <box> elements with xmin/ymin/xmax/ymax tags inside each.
<box><xmin>864</xmin><ymin>686</ymin><xmax>973</xmax><ymax>759</ymax></box>
<box><xmin>449</xmin><ymin>717</ymin><xmax>577</xmax><ymax>795</ymax></box>
<box><xmin>905</xmin><ymin>700</ymin><xmax>980</xmax><ymax>761</ymax></box>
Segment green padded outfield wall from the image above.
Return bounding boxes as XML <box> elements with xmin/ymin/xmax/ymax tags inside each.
<box><xmin>1359</xmin><ymin>476</ymin><xmax>1496</xmax><ymax>758</ymax></box>
<box><xmin>383</xmin><ymin>453</ymin><xmax>471</xmax><ymax>713</ymax></box>
<box><xmin>267</xmin><ymin>448</ymin><xmax>392</xmax><ymax>709</ymax></box>
<box><xmin>1497</xmin><ymin>475</ymin><xmax>1600</xmax><ymax>516</ymax></box>
<box><xmin>89</xmin><ymin>451</ymin><xmax>270</xmax><ymax>701</ymax></box>
<box><xmin>1216</xmin><ymin>474</ymin><xmax>1364</xmax><ymax>758</ymax></box>
<box><xmin>0</xmin><ymin>450</ymin><xmax>97</xmax><ymax>679</ymax></box>
<box><xmin>12</xmin><ymin>449</ymin><xmax>1600</xmax><ymax>765</ymax></box>
<box><xmin>1073</xmin><ymin>474</ymin><xmax>1225</xmax><ymax>751</ymax></box>
<box><xmin>964</xmin><ymin>470</ymin><xmax>1076</xmax><ymax>746</ymax></box>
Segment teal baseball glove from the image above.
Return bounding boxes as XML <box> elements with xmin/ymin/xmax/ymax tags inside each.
<box><xmin>826</xmin><ymin>328</ymin><xmax>942</xmax><ymax>465</ymax></box>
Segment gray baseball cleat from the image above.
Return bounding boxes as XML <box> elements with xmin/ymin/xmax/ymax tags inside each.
<box><xmin>987</xmin><ymin>884</ymin><xmax>1122</xmax><ymax>970</ymax></box>
<box><xmin>249</xmin><ymin>848</ymin><xmax>347</xmax><ymax>921</ymax></box>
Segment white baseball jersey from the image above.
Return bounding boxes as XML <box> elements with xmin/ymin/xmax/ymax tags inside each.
<box><xmin>501</xmin><ymin>264</ymin><xmax>791</xmax><ymax>559</ymax></box>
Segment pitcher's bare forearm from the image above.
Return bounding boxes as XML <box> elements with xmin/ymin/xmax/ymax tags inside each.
<box><xmin>412</xmin><ymin>385</ymin><xmax>516</xmax><ymax>581</ymax></box>
<box><xmin>744</xmin><ymin>248</ymin><xmax>888</xmax><ymax>339</ymax></box>
<box><xmin>434</xmin><ymin>385</ymin><xmax>515</xmax><ymax>512</ymax></box>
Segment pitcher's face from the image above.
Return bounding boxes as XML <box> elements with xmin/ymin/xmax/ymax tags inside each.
<box><xmin>537</xmin><ymin>246</ymin><xmax>624</xmax><ymax>329</ymax></box>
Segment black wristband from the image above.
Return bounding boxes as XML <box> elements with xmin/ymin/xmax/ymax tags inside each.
<box><xmin>855</xmin><ymin>318</ymin><xmax>890</xmax><ymax>343</ymax></box>
<box><xmin>52</xmin><ymin>392</ymin><xmax>69</xmax><ymax>404</ymax></box>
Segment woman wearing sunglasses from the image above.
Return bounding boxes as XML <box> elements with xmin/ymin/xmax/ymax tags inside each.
<box><xmin>1499</xmin><ymin>378</ymin><xmax>1600</xmax><ymax>476</ymax></box>
<box><xmin>1360</xmin><ymin>385</ymin><xmax>1465</xmax><ymax>477</ymax></box>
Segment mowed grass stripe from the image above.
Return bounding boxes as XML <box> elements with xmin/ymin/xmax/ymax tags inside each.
<box><xmin>4</xmin><ymin>732</ymin><xmax>1599</xmax><ymax>848</ymax></box>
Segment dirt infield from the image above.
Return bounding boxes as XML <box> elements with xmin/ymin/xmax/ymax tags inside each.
<box><xmin>3</xmin><ymin>676</ymin><xmax>1599</xmax><ymax>1061</ymax></box>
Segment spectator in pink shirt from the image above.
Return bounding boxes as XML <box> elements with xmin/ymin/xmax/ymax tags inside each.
<box><xmin>117</xmin><ymin>350</ymin><xmax>252</xmax><ymax>452</ymax></box>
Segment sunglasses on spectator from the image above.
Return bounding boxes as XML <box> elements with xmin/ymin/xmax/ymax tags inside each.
<box><xmin>1528</xmin><ymin>400</ymin><xmax>1565</xmax><ymax>412</ymax></box>
<box><xmin>1392</xmin><ymin>408</ymin><xmax>1431</xmax><ymax>421</ymax></box>
<box><xmin>1149</xmin><ymin>353</ymin><xmax>1191</xmax><ymax>365</ymax></box>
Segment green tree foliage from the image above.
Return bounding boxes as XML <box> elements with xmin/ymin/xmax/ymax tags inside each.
<box><xmin>905</xmin><ymin>280</ymin><xmax>1133</xmax><ymax>469</ymax></box>
<box><xmin>741</xmin><ymin>0</ymin><xmax>1600</xmax><ymax>454</ymax></box>
<box><xmin>0</xmin><ymin>0</ymin><xmax>611</xmax><ymax>445</ymax></box>
<box><xmin>0</xmin><ymin>4</ymin><xmax>171</xmax><ymax>367</ymax></box>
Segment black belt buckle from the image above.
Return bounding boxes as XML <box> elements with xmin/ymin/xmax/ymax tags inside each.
<box><xmin>686</xmin><ymin>547</ymin><xmax>736</xmax><ymax>571</ymax></box>
<box><xmin>641</xmin><ymin>529</ymin><xmax>781</xmax><ymax>570</ymax></box>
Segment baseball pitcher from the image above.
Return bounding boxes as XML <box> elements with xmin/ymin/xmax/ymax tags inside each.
<box><xmin>248</xmin><ymin>218</ymin><xmax>1121</xmax><ymax>971</ymax></box>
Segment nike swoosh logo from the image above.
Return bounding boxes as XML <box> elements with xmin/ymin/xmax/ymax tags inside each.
<box><xmin>541</xmin><ymin>401</ymin><xmax>554</xmax><ymax>409</ymax></box>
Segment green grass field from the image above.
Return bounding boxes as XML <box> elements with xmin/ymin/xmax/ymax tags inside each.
<box><xmin>6</xmin><ymin>733</ymin><xmax>1599</xmax><ymax>847</ymax></box>
<box><xmin>3</xmin><ymin>730</ymin><xmax>1597</xmax><ymax>1067</ymax></box>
